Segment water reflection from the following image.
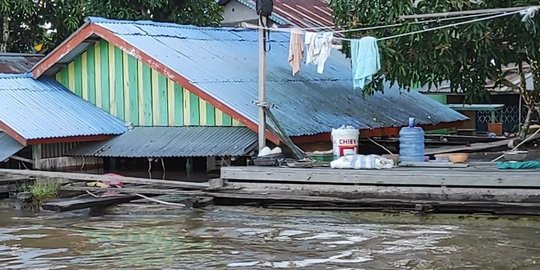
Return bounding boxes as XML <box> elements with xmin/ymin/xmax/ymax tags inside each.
<box><xmin>0</xmin><ymin>207</ymin><xmax>539</xmax><ymax>269</ymax></box>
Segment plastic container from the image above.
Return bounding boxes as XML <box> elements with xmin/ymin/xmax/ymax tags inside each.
<box><xmin>399</xmin><ymin>117</ymin><xmax>425</xmax><ymax>162</ymax></box>
<box><xmin>331</xmin><ymin>125</ymin><xmax>360</xmax><ymax>159</ymax></box>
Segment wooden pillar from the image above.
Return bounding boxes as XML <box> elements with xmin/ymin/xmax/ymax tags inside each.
<box><xmin>206</xmin><ymin>157</ymin><xmax>217</xmax><ymax>172</ymax></box>
<box><xmin>186</xmin><ymin>157</ymin><xmax>193</xmax><ymax>177</ymax></box>
<box><xmin>32</xmin><ymin>145</ymin><xmax>42</xmax><ymax>169</ymax></box>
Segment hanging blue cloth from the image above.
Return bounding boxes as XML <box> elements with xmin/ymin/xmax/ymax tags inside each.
<box><xmin>351</xmin><ymin>37</ymin><xmax>381</xmax><ymax>90</ymax></box>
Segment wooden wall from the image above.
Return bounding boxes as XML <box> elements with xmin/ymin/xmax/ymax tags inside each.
<box><xmin>55</xmin><ymin>40</ymin><xmax>241</xmax><ymax>127</ymax></box>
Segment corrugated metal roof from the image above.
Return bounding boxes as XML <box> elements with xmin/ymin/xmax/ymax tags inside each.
<box><xmin>231</xmin><ymin>0</ymin><xmax>334</xmax><ymax>29</ymax></box>
<box><xmin>69</xmin><ymin>126</ymin><xmax>257</xmax><ymax>157</ymax></box>
<box><xmin>0</xmin><ymin>53</ymin><xmax>42</xmax><ymax>74</ymax></box>
<box><xmin>0</xmin><ymin>132</ymin><xmax>24</xmax><ymax>161</ymax></box>
<box><xmin>36</xmin><ymin>18</ymin><xmax>467</xmax><ymax>137</ymax></box>
<box><xmin>0</xmin><ymin>74</ymin><xmax>128</xmax><ymax>140</ymax></box>
<box><xmin>88</xmin><ymin>18</ymin><xmax>466</xmax><ymax>136</ymax></box>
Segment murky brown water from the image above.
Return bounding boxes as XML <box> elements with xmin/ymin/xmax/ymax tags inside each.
<box><xmin>1</xmin><ymin>206</ymin><xmax>540</xmax><ymax>269</ymax></box>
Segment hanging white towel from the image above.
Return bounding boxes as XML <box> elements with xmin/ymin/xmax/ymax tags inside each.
<box><xmin>288</xmin><ymin>28</ymin><xmax>304</xmax><ymax>75</ymax></box>
<box><xmin>351</xmin><ymin>36</ymin><xmax>381</xmax><ymax>90</ymax></box>
<box><xmin>304</xmin><ymin>32</ymin><xmax>333</xmax><ymax>74</ymax></box>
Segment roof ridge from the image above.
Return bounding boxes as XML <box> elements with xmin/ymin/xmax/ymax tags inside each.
<box><xmin>86</xmin><ymin>16</ymin><xmax>250</xmax><ymax>33</ymax></box>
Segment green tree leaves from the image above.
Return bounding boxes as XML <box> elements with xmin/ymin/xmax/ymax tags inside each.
<box><xmin>330</xmin><ymin>0</ymin><xmax>540</xmax><ymax>103</ymax></box>
<box><xmin>0</xmin><ymin>0</ymin><xmax>223</xmax><ymax>53</ymax></box>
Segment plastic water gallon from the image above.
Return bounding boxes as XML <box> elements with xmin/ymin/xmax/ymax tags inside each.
<box><xmin>399</xmin><ymin>117</ymin><xmax>425</xmax><ymax>162</ymax></box>
<box><xmin>331</xmin><ymin>125</ymin><xmax>360</xmax><ymax>159</ymax></box>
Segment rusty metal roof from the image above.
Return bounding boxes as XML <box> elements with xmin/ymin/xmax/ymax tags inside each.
<box><xmin>222</xmin><ymin>0</ymin><xmax>334</xmax><ymax>28</ymax></box>
<box><xmin>69</xmin><ymin>126</ymin><xmax>257</xmax><ymax>157</ymax></box>
<box><xmin>0</xmin><ymin>53</ymin><xmax>42</xmax><ymax>74</ymax></box>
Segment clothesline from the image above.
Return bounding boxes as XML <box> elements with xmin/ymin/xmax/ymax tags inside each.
<box><xmin>284</xmin><ymin>7</ymin><xmax>531</xmax><ymax>93</ymax></box>
<box><xmin>246</xmin><ymin>8</ymin><xmax>525</xmax><ymax>42</ymax></box>
<box><xmin>280</xmin><ymin>11</ymin><xmax>502</xmax><ymax>34</ymax></box>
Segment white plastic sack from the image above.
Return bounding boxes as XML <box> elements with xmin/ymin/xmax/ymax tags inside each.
<box><xmin>330</xmin><ymin>154</ymin><xmax>394</xmax><ymax>170</ymax></box>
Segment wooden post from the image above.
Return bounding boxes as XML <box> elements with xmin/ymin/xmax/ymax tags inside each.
<box><xmin>186</xmin><ymin>157</ymin><xmax>193</xmax><ymax>177</ymax></box>
<box><xmin>258</xmin><ymin>16</ymin><xmax>268</xmax><ymax>151</ymax></box>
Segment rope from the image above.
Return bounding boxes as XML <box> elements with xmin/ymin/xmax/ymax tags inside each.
<box><xmin>244</xmin><ymin>9</ymin><xmax>524</xmax><ymax>42</ymax></box>
<box><xmin>376</xmin><ymin>10</ymin><xmax>522</xmax><ymax>42</ymax></box>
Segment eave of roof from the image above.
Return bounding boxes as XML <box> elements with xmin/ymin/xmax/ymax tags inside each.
<box><xmin>69</xmin><ymin>126</ymin><xmax>258</xmax><ymax>158</ymax></box>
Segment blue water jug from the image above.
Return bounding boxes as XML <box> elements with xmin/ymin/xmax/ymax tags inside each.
<box><xmin>399</xmin><ymin>117</ymin><xmax>425</xmax><ymax>162</ymax></box>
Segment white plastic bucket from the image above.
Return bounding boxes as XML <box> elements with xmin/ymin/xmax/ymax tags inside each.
<box><xmin>331</xmin><ymin>126</ymin><xmax>359</xmax><ymax>159</ymax></box>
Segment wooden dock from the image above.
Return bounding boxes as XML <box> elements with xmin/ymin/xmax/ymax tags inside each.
<box><xmin>218</xmin><ymin>164</ymin><xmax>540</xmax><ymax>214</ymax></box>
<box><xmin>221</xmin><ymin>164</ymin><xmax>540</xmax><ymax>188</ymax></box>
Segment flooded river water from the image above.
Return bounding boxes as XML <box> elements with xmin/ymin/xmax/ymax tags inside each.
<box><xmin>1</xmin><ymin>206</ymin><xmax>540</xmax><ymax>269</ymax></box>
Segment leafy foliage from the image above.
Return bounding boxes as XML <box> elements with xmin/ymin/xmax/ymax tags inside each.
<box><xmin>330</xmin><ymin>0</ymin><xmax>540</xmax><ymax>104</ymax></box>
<box><xmin>19</xmin><ymin>180</ymin><xmax>60</xmax><ymax>204</ymax></box>
<box><xmin>0</xmin><ymin>0</ymin><xmax>223</xmax><ymax>53</ymax></box>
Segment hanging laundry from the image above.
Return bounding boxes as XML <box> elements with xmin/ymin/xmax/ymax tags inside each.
<box><xmin>351</xmin><ymin>36</ymin><xmax>381</xmax><ymax>90</ymax></box>
<box><xmin>288</xmin><ymin>28</ymin><xmax>304</xmax><ymax>75</ymax></box>
<box><xmin>304</xmin><ymin>32</ymin><xmax>333</xmax><ymax>74</ymax></box>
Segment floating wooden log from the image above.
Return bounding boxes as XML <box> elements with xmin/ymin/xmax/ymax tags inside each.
<box><xmin>0</xmin><ymin>169</ymin><xmax>208</xmax><ymax>190</ymax></box>
<box><xmin>42</xmin><ymin>195</ymin><xmax>139</xmax><ymax>212</ymax></box>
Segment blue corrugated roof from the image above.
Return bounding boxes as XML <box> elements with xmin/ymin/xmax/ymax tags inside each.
<box><xmin>0</xmin><ymin>132</ymin><xmax>24</xmax><ymax>161</ymax></box>
<box><xmin>0</xmin><ymin>74</ymin><xmax>128</xmax><ymax>141</ymax></box>
<box><xmin>72</xmin><ymin>18</ymin><xmax>468</xmax><ymax>136</ymax></box>
<box><xmin>69</xmin><ymin>126</ymin><xmax>257</xmax><ymax>157</ymax></box>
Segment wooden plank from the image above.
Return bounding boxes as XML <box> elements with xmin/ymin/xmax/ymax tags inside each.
<box><xmin>425</xmin><ymin>139</ymin><xmax>512</xmax><ymax>155</ymax></box>
<box><xmin>141</xmin><ymin>63</ymin><xmax>153</xmax><ymax>125</ymax></box>
<box><xmin>108</xmin><ymin>42</ymin><xmax>116</xmax><ymax>114</ymax></box>
<box><xmin>152</xmin><ymin>69</ymin><xmax>161</xmax><ymax>125</ymax></box>
<box><xmin>114</xmin><ymin>47</ymin><xmax>125</xmax><ymax>119</ymax></box>
<box><xmin>81</xmin><ymin>52</ymin><xmax>88</xmax><ymax>99</ymax></box>
<box><xmin>127</xmin><ymin>53</ymin><xmax>139</xmax><ymax>125</ymax></box>
<box><xmin>158</xmin><ymin>72</ymin><xmax>169</xmax><ymax>124</ymax></box>
<box><xmin>86</xmin><ymin>46</ymin><xmax>96</xmax><ymax>105</ymax></box>
<box><xmin>42</xmin><ymin>195</ymin><xmax>138</xmax><ymax>212</ymax></box>
<box><xmin>228</xmin><ymin>182</ymin><xmax>540</xmax><ymax>202</ymax></box>
<box><xmin>167</xmin><ymin>79</ymin><xmax>176</xmax><ymax>125</ymax></box>
<box><xmin>189</xmin><ymin>92</ymin><xmax>199</xmax><ymax>125</ymax></box>
<box><xmin>99</xmin><ymin>40</ymin><xmax>110</xmax><ymax>111</ymax></box>
<box><xmin>0</xmin><ymin>169</ymin><xmax>209</xmax><ymax>189</ymax></box>
<box><xmin>205</xmin><ymin>102</ymin><xmax>216</xmax><ymax>126</ymax></box>
<box><xmin>221</xmin><ymin>167</ymin><xmax>540</xmax><ymax>187</ymax></box>
<box><xmin>67</xmin><ymin>62</ymin><xmax>75</xmax><ymax>92</ymax></box>
<box><xmin>61</xmin><ymin>186</ymin><xmax>205</xmax><ymax>196</ymax></box>
<box><xmin>94</xmin><ymin>42</ymin><xmax>102</xmax><ymax>107</ymax></box>
<box><xmin>174</xmin><ymin>84</ymin><xmax>184</xmax><ymax>125</ymax></box>
<box><xmin>74</xmin><ymin>55</ymin><xmax>83</xmax><ymax>96</ymax></box>
<box><xmin>222</xmin><ymin>166</ymin><xmax>540</xmax><ymax>177</ymax></box>
<box><xmin>399</xmin><ymin>162</ymin><xmax>469</xmax><ymax>168</ymax></box>
<box><xmin>182</xmin><ymin>87</ymin><xmax>190</xmax><ymax>125</ymax></box>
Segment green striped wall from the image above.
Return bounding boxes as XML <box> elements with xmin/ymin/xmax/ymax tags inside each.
<box><xmin>55</xmin><ymin>40</ymin><xmax>242</xmax><ymax>127</ymax></box>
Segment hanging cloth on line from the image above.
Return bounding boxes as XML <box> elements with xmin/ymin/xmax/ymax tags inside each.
<box><xmin>305</xmin><ymin>31</ymin><xmax>333</xmax><ymax>74</ymax></box>
<box><xmin>351</xmin><ymin>36</ymin><xmax>381</xmax><ymax>90</ymax></box>
<box><xmin>288</xmin><ymin>28</ymin><xmax>304</xmax><ymax>76</ymax></box>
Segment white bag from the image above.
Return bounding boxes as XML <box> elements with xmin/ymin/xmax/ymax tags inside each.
<box><xmin>330</xmin><ymin>154</ymin><xmax>394</xmax><ymax>170</ymax></box>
